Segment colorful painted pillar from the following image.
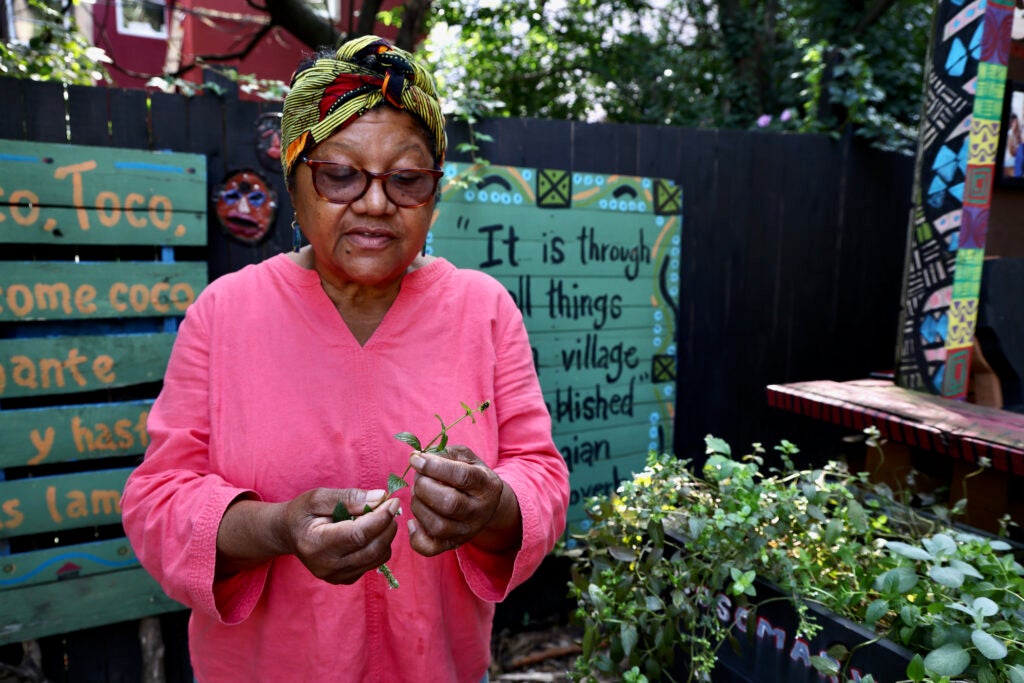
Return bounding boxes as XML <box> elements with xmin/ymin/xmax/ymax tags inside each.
<box><xmin>896</xmin><ymin>0</ymin><xmax>1016</xmax><ymax>397</ymax></box>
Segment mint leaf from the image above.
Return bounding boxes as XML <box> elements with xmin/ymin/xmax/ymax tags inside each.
<box><xmin>387</xmin><ymin>473</ymin><xmax>409</xmax><ymax>495</ymax></box>
<box><xmin>394</xmin><ymin>432</ymin><xmax>422</xmax><ymax>450</ymax></box>
<box><xmin>332</xmin><ymin>501</ymin><xmax>352</xmax><ymax>523</ymax></box>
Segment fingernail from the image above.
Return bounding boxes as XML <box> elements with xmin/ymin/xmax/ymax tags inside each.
<box><xmin>410</xmin><ymin>454</ymin><xmax>426</xmax><ymax>470</ymax></box>
<box><xmin>388</xmin><ymin>499</ymin><xmax>401</xmax><ymax>516</ymax></box>
<box><xmin>407</xmin><ymin>519</ymin><xmax>418</xmax><ymax>535</ymax></box>
<box><xmin>365</xmin><ymin>489</ymin><xmax>386</xmax><ymax>504</ymax></box>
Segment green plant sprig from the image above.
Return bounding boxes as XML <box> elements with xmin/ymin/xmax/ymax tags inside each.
<box><xmin>331</xmin><ymin>400</ymin><xmax>491</xmax><ymax>589</ymax></box>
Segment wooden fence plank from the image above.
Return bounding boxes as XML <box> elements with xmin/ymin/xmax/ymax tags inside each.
<box><xmin>0</xmin><ymin>537</ymin><xmax>138</xmax><ymax>590</ymax></box>
<box><xmin>0</xmin><ymin>567</ymin><xmax>184</xmax><ymax>646</ymax></box>
<box><xmin>67</xmin><ymin>85</ymin><xmax>111</xmax><ymax>148</ymax></box>
<box><xmin>0</xmin><ymin>400</ymin><xmax>154</xmax><ymax>468</ymax></box>
<box><xmin>0</xmin><ymin>261</ymin><xmax>205</xmax><ymax>322</ymax></box>
<box><xmin>0</xmin><ymin>78</ymin><xmax>27</xmax><ymax>140</ymax></box>
<box><xmin>0</xmin><ymin>332</ymin><xmax>175</xmax><ymax>399</ymax></box>
<box><xmin>108</xmin><ymin>87</ymin><xmax>152</xmax><ymax>150</ymax></box>
<box><xmin>0</xmin><ymin>467</ymin><xmax>132</xmax><ymax>538</ymax></box>
<box><xmin>20</xmin><ymin>81</ymin><xmax>67</xmax><ymax>144</ymax></box>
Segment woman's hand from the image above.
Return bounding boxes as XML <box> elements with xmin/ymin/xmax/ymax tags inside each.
<box><xmin>216</xmin><ymin>488</ymin><xmax>400</xmax><ymax>585</ymax></box>
<box><xmin>284</xmin><ymin>488</ymin><xmax>401</xmax><ymax>584</ymax></box>
<box><xmin>406</xmin><ymin>445</ymin><xmax>522</xmax><ymax>557</ymax></box>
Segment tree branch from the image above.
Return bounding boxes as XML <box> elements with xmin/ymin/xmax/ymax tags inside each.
<box><xmin>266</xmin><ymin>0</ymin><xmax>343</xmax><ymax>50</ymax></box>
<box><xmin>395</xmin><ymin>0</ymin><xmax>431</xmax><ymax>51</ymax></box>
<box><xmin>356</xmin><ymin>0</ymin><xmax>383</xmax><ymax>40</ymax></box>
<box><xmin>170</xmin><ymin>23</ymin><xmax>274</xmax><ymax>76</ymax></box>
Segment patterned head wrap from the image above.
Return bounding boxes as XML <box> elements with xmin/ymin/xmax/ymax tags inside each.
<box><xmin>281</xmin><ymin>35</ymin><xmax>447</xmax><ymax>178</ymax></box>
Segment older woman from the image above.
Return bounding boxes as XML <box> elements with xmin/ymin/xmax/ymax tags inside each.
<box><xmin>121</xmin><ymin>35</ymin><xmax>569</xmax><ymax>683</ymax></box>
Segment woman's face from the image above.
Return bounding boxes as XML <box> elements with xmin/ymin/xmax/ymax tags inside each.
<box><xmin>290</xmin><ymin>107</ymin><xmax>435</xmax><ymax>290</ymax></box>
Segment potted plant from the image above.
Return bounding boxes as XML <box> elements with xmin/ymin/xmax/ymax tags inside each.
<box><xmin>567</xmin><ymin>430</ymin><xmax>1024</xmax><ymax>683</ymax></box>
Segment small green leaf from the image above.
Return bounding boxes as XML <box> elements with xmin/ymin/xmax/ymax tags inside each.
<box><xmin>847</xmin><ymin>498</ymin><xmax>868</xmax><ymax>532</ymax></box>
<box><xmin>332</xmin><ymin>501</ymin><xmax>352</xmax><ymax>522</ymax></box>
<box><xmin>394</xmin><ymin>432</ymin><xmax>422</xmax><ymax>450</ymax></box>
<box><xmin>928</xmin><ymin>565</ymin><xmax>964</xmax><ymax>588</ymax></box>
<box><xmin>973</xmin><ymin>596</ymin><xmax>999</xmax><ymax>617</ymax></box>
<box><xmin>922</xmin><ymin>533</ymin><xmax>957</xmax><ymax>557</ymax></box>
<box><xmin>972</xmin><ymin>629</ymin><xmax>1007</xmax><ymax>660</ymax></box>
<box><xmin>608</xmin><ymin>545</ymin><xmax>637</xmax><ymax>562</ymax></box>
<box><xmin>949</xmin><ymin>558</ymin><xmax>982</xmax><ymax>579</ymax></box>
<box><xmin>437</xmin><ymin>432</ymin><xmax>449</xmax><ymax>451</ymax></box>
<box><xmin>810</xmin><ymin>655</ymin><xmax>839</xmax><ymax>675</ymax></box>
<box><xmin>874</xmin><ymin>565</ymin><xmax>919</xmax><ymax>594</ymax></box>
<box><xmin>704</xmin><ymin>435</ymin><xmax>731</xmax><ymax>456</ymax></box>
<box><xmin>905</xmin><ymin>653</ymin><xmax>926</xmax><ymax>681</ymax></box>
<box><xmin>387</xmin><ymin>473</ymin><xmax>409</xmax><ymax>495</ymax></box>
<box><xmin>865</xmin><ymin>598</ymin><xmax>889</xmax><ymax>624</ymax></box>
<box><xmin>648</xmin><ymin>518</ymin><xmax>665</xmax><ymax>547</ymax></box>
<box><xmin>923</xmin><ymin>643</ymin><xmax>970</xmax><ymax>677</ymax></box>
<box><xmin>620</xmin><ymin>623</ymin><xmax>639</xmax><ymax>657</ymax></box>
<box><xmin>885</xmin><ymin>541</ymin><xmax>933</xmax><ymax>561</ymax></box>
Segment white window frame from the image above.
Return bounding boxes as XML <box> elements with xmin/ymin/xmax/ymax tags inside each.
<box><xmin>115</xmin><ymin>0</ymin><xmax>167</xmax><ymax>38</ymax></box>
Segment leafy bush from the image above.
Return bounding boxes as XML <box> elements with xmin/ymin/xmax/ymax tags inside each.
<box><xmin>568</xmin><ymin>433</ymin><xmax>1024</xmax><ymax>683</ymax></box>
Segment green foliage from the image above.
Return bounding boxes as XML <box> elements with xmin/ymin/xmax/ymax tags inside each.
<box><xmin>568</xmin><ymin>432</ymin><xmax>1024</xmax><ymax>682</ymax></box>
<box><xmin>0</xmin><ymin>0</ymin><xmax>110</xmax><ymax>85</ymax></box>
<box><xmin>146</xmin><ymin>66</ymin><xmax>289</xmax><ymax>101</ymax></box>
<box><xmin>421</xmin><ymin>0</ymin><xmax>934</xmax><ymax>153</ymax></box>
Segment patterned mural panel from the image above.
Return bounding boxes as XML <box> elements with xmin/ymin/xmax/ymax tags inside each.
<box><xmin>896</xmin><ymin>0</ymin><xmax>1014</xmax><ymax>396</ymax></box>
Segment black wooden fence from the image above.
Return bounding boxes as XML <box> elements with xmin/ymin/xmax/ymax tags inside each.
<box><xmin>0</xmin><ymin>76</ymin><xmax>915</xmax><ymax>457</ymax></box>
<box><xmin>0</xmin><ymin>75</ymin><xmax>914</xmax><ymax>679</ymax></box>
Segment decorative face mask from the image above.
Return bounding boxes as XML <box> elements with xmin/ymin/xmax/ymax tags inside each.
<box><xmin>256</xmin><ymin>113</ymin><xmax>283</xmax><ymax>173</ymax></box>
<box><xmin>214</xmin><ymin>170</ymin><xmax>278</xmax><ymax>245</ymax></box>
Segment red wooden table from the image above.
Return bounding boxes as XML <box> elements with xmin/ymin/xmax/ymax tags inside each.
<box><xmin>766</xmin><ymin>379</ymin><xmax>1024</xmax><ymax>476</ymax></box>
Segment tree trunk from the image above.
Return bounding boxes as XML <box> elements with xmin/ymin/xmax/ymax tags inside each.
<box><xmin>263</xmin><ymin>0</ymin><xmax>344</xmax><ymax>51</ymax></box>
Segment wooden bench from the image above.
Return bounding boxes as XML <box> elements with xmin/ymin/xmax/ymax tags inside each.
<box><xmin>767</xmin><ymin>378</ymin><xmax>1024</xmax><ymax>533</ymax></box>
<box><xmin>0</xmin><ymin>139</ymin><xmax>206</xmax><ymax>646</ymax></box>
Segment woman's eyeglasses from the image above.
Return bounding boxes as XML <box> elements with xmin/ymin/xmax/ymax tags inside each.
<box><xmin>300</xmin><ymin>155</ymin><xmax>442</xmax><ymax>208</ymax></box>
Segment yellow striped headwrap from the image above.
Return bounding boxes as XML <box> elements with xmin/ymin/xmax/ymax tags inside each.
<box><xmin>281</xmin><ymin>35</ymin><xmax>447</xmax><ymax>178</ymax></box>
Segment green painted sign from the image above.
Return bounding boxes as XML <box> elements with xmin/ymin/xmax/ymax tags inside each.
<box><xmin>0</xmin><ymin>467</ymin><xmax>132</xmax><ymax>538</ymax></box>
<box><xmin>430</xmin><ymin>164</ymin><xmax>682</xmax><ymax>528</ymax></box>
<box><xmin>0</xmin><ymin>537</ymin><xmax>138</xmax><ymax>590</ymax></box>
<box><xmin>0</xmin><ymin>261</ymin><xmax>206</xmax><ymax>322</ymax></box>
<box><xmin>0</xmin><ymin>400</ymin><xmax>154</xmax><ymax>468</ymax></box>
<box><xmin>0</xmin><ymin>567</ymin><xmax>183</xmax><ymax>645</ymax></box>
<box><xmin>0</xmin><ymin>333</ymin><xmax>175</xmax><ymax>399</ymax></box>
<box><xmin>0</xmin><ymin>139</ymin><xmax>206</xmax><ymax>245</ymax></box>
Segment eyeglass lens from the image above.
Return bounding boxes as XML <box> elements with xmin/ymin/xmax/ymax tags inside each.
<box><xmin>311</xmin><ymin>162</ymin><xmax>438</xmax><ymax>207</ymax></box>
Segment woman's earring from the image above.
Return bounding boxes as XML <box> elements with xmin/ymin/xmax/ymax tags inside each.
<box><xmin>292</xmin><ymin>219</ymin><xmax>302</xmax><ymax>252</ymax></box>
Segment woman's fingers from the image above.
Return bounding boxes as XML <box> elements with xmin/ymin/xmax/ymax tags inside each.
<box><xmin>287</xmin><ymin>489</ymin><xmax>400</xmax><ymax>583</ymax></box>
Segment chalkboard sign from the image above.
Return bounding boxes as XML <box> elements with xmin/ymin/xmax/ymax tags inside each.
<box><xmin>429</xmin><ymin>164</ymin><xmax>682</xmax><ymax>529</ymax></box>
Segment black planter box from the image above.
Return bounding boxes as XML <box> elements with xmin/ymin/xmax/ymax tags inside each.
<box><xmin>666</xmin><ymin>577</ymin><xmax>914</xmax><ymax>683</ymax></box>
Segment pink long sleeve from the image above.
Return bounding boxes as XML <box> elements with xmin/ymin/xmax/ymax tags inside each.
<box><xmin>121</xmin><ymin>255</ymin><xmax>569</xmax><ymax>683</ymax></box>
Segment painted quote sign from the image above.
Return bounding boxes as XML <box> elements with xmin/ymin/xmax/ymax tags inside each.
<box><xmin>0</xmin><ymin>139</ymin><xmax>205</xmax><ymax>638</ymax></box>
<box><xmin>429</xmin><ymin>164</ymin><xmax>682</xmax><ymax>528</ymax></box>
<box><xmin>0</xmin><ymin>139</ymin><xmax>206</xmax><ymax>245</ymax></box>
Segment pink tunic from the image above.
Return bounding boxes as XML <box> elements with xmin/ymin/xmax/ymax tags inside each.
<box><xmin>121</xmin><ymin>255</ymin><xmax>569</xmax><ymax>683</ymax></box>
